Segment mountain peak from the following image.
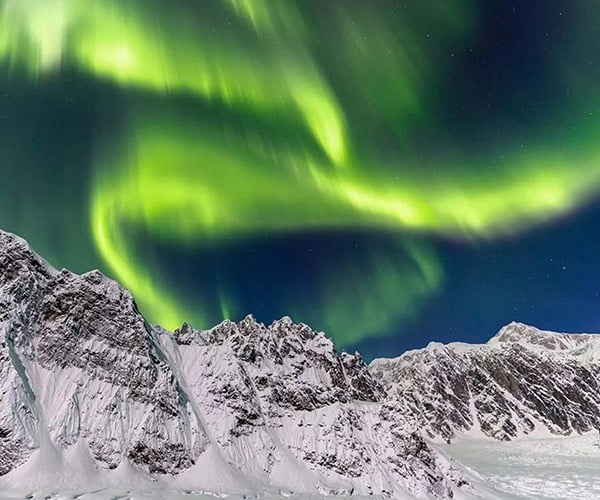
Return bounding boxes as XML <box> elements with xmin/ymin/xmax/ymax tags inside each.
<box><xmin>0</xmin><ymin>228</ymin><xmax>28</xmax><ymax>249</ymax></box>
<box><xmin>489</xmin><ymin>321</ymin><xmax>599</xmax><ymax>353</ymax></box>
<box><xmin>373</xmin><ymin>321</ymin><xmax>600</xmax><ymax>443</ymax></box>
<box><xmin>0</xmin><ymin>229</ymin><xmax>53</xmax><ymax>281</ymax></box>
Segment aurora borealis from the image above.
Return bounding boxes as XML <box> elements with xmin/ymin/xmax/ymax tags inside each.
<box><xmin>2</xmin><ymin>0</ymin><xmax>600</xmax><ymax>357</ymax></box>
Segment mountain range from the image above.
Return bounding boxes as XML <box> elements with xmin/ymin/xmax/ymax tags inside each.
<box><xmin>0</xmin><ymin>229</ymin><xmax>598</xmax><ymax>498</ymax></box>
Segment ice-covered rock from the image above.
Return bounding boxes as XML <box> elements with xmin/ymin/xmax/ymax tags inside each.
<box><xmin>371</xmin><ymin>322</ymin><xmax>600</xmax><ymax>442</ymax></box>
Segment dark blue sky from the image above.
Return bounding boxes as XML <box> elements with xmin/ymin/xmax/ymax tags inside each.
<box><xmin>352</xmin><ymin>198</ymin><xmax>600</xmax><ymax>359</ymax></box>
<box><xmin>2</xmin><ymin>1</ymin><xmax>600</xmax><ymax>360</ymax></box>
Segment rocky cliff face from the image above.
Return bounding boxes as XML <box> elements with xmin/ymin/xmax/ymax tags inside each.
<box><xmin>0</xmin><ymin>230</ymin><xmax>207</xmax><ymax>477</ymax></box>
<box><xmin>0</xmin><ymin>230</ymin><xmax>465</xmax><ymax>498</ymax></box>
<box><xmin>371</xmin><ymin>322</ymin><xmax>600</xmax><ymax>442</ymax></box>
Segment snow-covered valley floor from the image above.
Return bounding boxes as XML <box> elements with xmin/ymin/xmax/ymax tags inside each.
<box><xmin>438</xmin><ymin>432</ymin><xmax>600</xmax><ymax>499</ymax></box>
<box><xmin>0</xmin><ymin>442</ymin><xmax>391</xmax><ymax>500</ymax></box>
<box><xmin>3</xmin><ymin>434</ymin><xmax>600</xmax><ymax>499</ymax></box>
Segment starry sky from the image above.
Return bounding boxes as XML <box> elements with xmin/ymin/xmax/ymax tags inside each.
<box><xmin>1</xmin><ymin>0</ymin><xmax>600</xmax><ymax>360</ymax></box>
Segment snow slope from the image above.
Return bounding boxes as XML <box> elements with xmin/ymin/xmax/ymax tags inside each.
<box><xmin>436</xmin><ymin>432</ymin><xmax>600</xmax><ymax>499</ymax></box>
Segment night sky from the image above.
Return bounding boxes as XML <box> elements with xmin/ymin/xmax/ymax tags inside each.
<box><xmin>2</xmin><ymin>0</ymin><xmax>600</xmax><ymax>360</ymax></box>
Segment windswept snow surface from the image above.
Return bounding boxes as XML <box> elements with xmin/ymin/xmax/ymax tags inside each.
<box><xmin>0</xmin><ymin>435</ymin><xmax>404</xmax><ymax>500</ymax></box>
<box><xmin>3</xmin><ymin>433</ymin><xmax>600</xmax><ymax>499</ymax></box>
<box><xmin>437</xmin><ymin>432</ymin><xmax>600</xmax><ymax>500</ymax></box>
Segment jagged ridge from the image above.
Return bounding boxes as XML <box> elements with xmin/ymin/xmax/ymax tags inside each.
<box><xmin>0</xmin><ymin>230</ymin><xmax>466</xmax><ymax>498</ymax></box>
<box><xmin>371</xmin><ymin>322</ymin><xmax>600</xmax><ymax>442</ymax></box>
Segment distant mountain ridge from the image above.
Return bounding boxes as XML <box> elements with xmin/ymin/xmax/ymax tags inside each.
<box><xmin>371</xmin><ymin>322</ymin><xmax>600</xmax><ymax>442</ymax></box>
<box><xmin>0</xmin><ymin>229</ymin><xmax>465</xmax><ymax>498</ymax></box>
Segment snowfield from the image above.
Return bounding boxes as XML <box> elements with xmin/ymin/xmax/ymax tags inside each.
<box><xmin>3</xmin><ymin>432</ymin><xmax>600</xmax><ymax>499</ymax></box>
<box><xmin>0</xmin><ymin>441</ymin><xmax>393</xmax><ymax>500</ymax></box>
<box><xmin>438</xmin><ymin>431</ymin><xmax>600</xmax><ymax>499</ymax></box>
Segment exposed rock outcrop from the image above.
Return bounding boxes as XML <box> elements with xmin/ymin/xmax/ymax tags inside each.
<box><xmin>371</xmin><ymin>322</ymin><xmax>600</xmax><ymax>442</ymax></box>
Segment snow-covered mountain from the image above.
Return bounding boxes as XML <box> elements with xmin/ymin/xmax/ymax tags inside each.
<box><xmin>371</xmin><ymin>322</ymin><xmax>600</xmax><ymax>443</ymax></box>
<box><xmin>0</xmin><ymin>230</ymin><xmax>467</xmax><ymax>498</ymax></box>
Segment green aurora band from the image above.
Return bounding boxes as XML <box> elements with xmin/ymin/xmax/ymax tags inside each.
<box><xmin>3</xmin><ymin>0</ymin><xmax>600</xmax><ymax>344</ymax></box>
